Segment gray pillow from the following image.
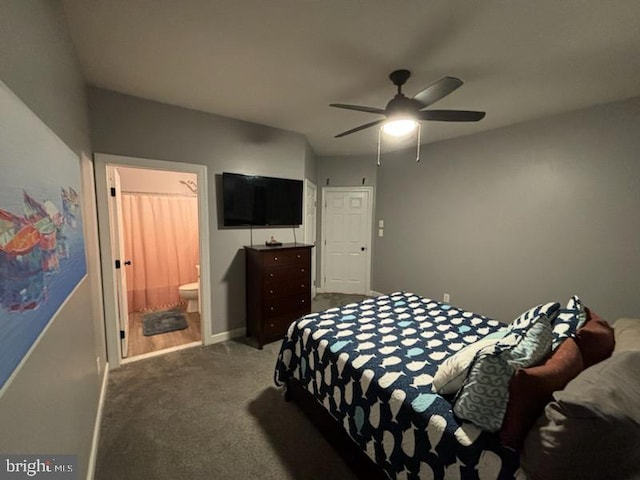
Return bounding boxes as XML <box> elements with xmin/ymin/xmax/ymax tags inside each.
<box><xmin>521</xmin><ymin>350</ymin><xmax>640</xmax><ymax>480</ymax></box>
<box><xmin>613</xmin><ymin>318</ymin><xmax>640</xmax><ymax>354</ymax></box>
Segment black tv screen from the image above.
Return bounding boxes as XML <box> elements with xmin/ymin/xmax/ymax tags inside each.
<box><xmin>222</xmin><ymin>172</ymin><xmax>303</xmax><ymax>226</ymax></box>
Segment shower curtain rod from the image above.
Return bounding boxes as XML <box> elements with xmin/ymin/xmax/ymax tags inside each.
<box><xmin>120</xmin><ymin>190</ymin><xmax>197</xmax><ymax>198</ymax></box>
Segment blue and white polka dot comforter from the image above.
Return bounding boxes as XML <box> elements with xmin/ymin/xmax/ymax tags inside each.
<box><xmin>274</xmin><ymin>292</ymin><xmax>520</xmax><ymax>480</ymax></box>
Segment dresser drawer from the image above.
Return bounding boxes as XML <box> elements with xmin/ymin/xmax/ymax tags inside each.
<box><xmin>263</xmin><ymin>264</ymin><xmax>309</xmax><ymax>286</ymax></box>
<box><xmin>261</xmin><ymin>248</ymin><xmax>310</xmax><ymax>267</ymax></box>
<box><xmin>263</xmin><ymin>295</ymin><xmax>310</xmax><ymax>318</ymax></box>
<box><xmin>263</xmin><ymin>279</ymin><xmax>310</xmax><ymax>298</ymax></box>
<box><xmin>264</xmin><ymin>314</ymin><xmax>298</xmax><ymax>340</ymax></box>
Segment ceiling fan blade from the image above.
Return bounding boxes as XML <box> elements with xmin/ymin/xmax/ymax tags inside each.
<box><xmin>418</xmin><ymin>110</ymin><xmax>486</xmax><ymax>122</ymax></box>
<box><xmin>412</xmin><ymin>76</ymin><xmax>463</xmax><ymax>108</ymax></box>
<box><xmin>335</xmin><ymin>119</ymin><xmax>385</xmax><ymax>138</ymax></box>
<box><xmin>330</xmin><ymin>103</ymin><xmax>386</xmax><ymax>115</ymax></box>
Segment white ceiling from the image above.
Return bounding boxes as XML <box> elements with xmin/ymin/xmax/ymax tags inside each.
<box><xmin>63</xmin><ymin>0</ymin><xmax>640</xmax><ymax>156</ymax></box>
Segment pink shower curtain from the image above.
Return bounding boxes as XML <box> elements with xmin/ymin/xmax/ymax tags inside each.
<box><xmin>121</xmin><ymin>193</ymin><xmax>199</xmax><ymax>312</ymax></box>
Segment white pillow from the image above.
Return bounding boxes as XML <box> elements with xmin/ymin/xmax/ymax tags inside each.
<box><xmin>432</xmin><ymin>330</ymin><xmax>506</xmax><ymax>395</ymax></box>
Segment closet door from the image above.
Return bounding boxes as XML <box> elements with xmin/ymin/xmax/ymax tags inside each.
<box><xmin>321</xmin><ymin>187</ymin><xmax>372</xmax><ymax>295</ymax></box>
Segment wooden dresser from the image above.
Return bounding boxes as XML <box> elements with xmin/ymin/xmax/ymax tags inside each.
<box><xmin>245</xmin><ymin>243</ymin><xmax>314</xmax><ymax>349</ymax></box>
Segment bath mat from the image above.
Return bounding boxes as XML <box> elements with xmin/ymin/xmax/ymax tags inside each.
<box><xmin>142</xmin><ymin>309</ymin><xmax>188</xmax><ymax>336</ymax></box>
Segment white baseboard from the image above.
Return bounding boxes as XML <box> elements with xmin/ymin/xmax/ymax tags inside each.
<box><xmin>87</xmin><ymin>363</ymin><xmax>109</xmax><ymax>480</ymax></box>
<box><xmin>207</xmin><ymin>326</ymin><xmax>246</xmax><ymax>345</ymax></box>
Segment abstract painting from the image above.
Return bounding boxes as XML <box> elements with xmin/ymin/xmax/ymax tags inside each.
<box><xmin>0</xmin><ymin>81</ymin><xmax>87</xmax><ymax>393</ymax></box>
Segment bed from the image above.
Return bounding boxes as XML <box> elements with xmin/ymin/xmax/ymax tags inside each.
<box><xmin>274</xmin><ymin>292</ymin><xmax>522</xmax><ymax>479</ymax></box>
<box><xmin>274</xmin><ymin>291</ymin><xmax>640</xmax><ymax>480</ymax></box>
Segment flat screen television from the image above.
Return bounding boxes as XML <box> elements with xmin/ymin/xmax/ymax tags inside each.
<box><xmin>222</xmin><ymin>172</ymin><xmax>303</xmax><ymax>226</ymax></box>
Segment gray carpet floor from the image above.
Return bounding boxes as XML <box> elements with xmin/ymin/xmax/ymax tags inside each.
<box><xmin>95</xmin><ymin>294</ymin><xmax>370</xmax><ymax>480</ymax></box>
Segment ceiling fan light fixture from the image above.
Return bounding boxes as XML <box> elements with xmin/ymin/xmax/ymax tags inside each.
<box><xmin>382</xmin><ymin>117</ymin><xmax>417</xmax><ymax>137</ymax></box>
<box><xmin>331</xmin><ymin>70</ymin><xmax>485</xmax><ymax>141</ymax></box>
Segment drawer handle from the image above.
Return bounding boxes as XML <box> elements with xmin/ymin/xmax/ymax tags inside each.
<box><xmin>270</xmin><ymin>307</ymin><xmax>275</xmax><ymax>311</ymax></box>
<box><xmin>301</xmin><ymin>268</ymin><xmax>305</xmax><ymax>273</ymax></box>
<box><xmin>269</xmin><ymin>290</ymin><xmax>274</xmax><ymax>294</ymax></box>
<box><xmin>301</xmin><ymin>284</ymin><xmax>305</xmax><ymax>288</ymax></box>
<box><xmin>270</xmin><ymin>323</ymin><xmax>274</xmax><ymax>328</ymax></box>
<box><xmin>301</xmin><ymin>299</ymin><xmax>305</xmax><ymax>304</ymax></box>
<box><xmin>274</xmin><ymin>256</ymin><xmax>278</xmax><ymax>261</ymax></box>
<box><xmin>297</xmin><ymin>254</ymin><xmax>301</xmax><ymax>259</ymax></box>
<box><xmin>269</xmin><ymin>273</ymin><xmax>274</xmax><ymax>278</ymax></box>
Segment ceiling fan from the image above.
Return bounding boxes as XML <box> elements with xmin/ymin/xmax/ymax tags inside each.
<box><xmin>331</xmin><ymin>69</ymin><xmax>485</xmax><ymax>138</ymax></box>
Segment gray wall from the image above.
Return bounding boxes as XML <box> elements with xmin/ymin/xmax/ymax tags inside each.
<box><xmin>0</xmin><ymin>1</ymin><xmax>105</xmax><ymax>477</ymax></box>
<box><xmin>304</xmin><ymin>140</ymin><xmax>318</xmax><ymax>184</ymax></box>
<box><xmin>88</xmin><ymin>87</ymin><xmax>313</xmax><ymax>335</ymax></box>
<box><xmin>373</xmin><ymin>98</ymin><xmax>640</xmax><ymax>322</ymax></box>
<box><xmin>317</xmin><ymin>154</ymin><xmax>378</xmax><ymax>188</ymax></box>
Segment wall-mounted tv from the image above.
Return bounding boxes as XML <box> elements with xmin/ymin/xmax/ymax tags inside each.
<box><xmin>222</xmin><ymin>172</ymin><xmax>303</xmax><ymax>226</ymax></box>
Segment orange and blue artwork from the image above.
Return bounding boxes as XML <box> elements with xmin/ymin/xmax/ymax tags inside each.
<box><xmin>0</xmin><ymin>81</ymin><xmax>87</xmax><ymax>392</ymax></box>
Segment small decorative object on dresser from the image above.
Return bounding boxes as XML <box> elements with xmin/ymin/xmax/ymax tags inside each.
<box><xmin>245</xmin><ymin>243</ymin><xmax>314</xmax><ymax>349</ymax></box>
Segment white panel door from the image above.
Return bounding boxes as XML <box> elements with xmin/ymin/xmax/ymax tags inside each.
<box><xmin>303</xmin><ymin>180</ymin><xmax>317</xmax><ymax>296</ymax></box>
<box><xmin>107</xmin><ymin>166</ymin><xmax>130</xmax><ymax>358</ymax></box>
<box><xmin>322</xmin><ymin>187</ymin><xmax>372</xmax><ymax>294</ymax></box>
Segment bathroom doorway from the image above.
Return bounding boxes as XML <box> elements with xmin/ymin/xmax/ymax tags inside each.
<box><xmin>115</xmin><ymin>165</ymin><xmax>201</xmax><ymax>359</ymax></box>
<box><xmin>95</xmin><ymin>154</ymin><xmax>212</xmax><ymax>368</ymax></box>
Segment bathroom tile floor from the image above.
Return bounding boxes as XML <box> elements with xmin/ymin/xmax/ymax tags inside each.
<box><xmin>126</xmin><ymin>305</ymin><xmax>201</xmax><ymax>358</ymax></box>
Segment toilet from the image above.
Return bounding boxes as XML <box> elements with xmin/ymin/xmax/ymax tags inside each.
<box><xmin>179</xmin><ymin>282</ymin><xmax>199</xmax><ymax>313</ymax></box>
<box><xmin>179</xmin><ymin>265</ymin><xmax>200</xmax><ymax>313</ymax></box>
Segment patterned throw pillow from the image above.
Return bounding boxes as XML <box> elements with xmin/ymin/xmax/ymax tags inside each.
<box><xmin>504</xmin><ymin>320</ymin><xmax>554</xmax><ymax>368</ymax></box>
<box><xmin>551</xmin><ymin>295</ymin><xmax>588</xmax><ymax>351</ymax></box>
<box><xmin>432</xmin><ymin>329</ymin><xmax>507</xmax><ymax>395</ymax></box>
<box><xmin>453</xmin><ymin>302</ymin><xmax>559</xmax><ymax>432</ymax></box>
<box><xmin>505</xmin><ymin>302</ymin><xmax>560</xmax><ymax>338</ymax></box>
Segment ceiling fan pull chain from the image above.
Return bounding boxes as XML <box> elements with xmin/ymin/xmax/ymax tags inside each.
<box><xmin>416</xmin><ymin>123</ymin><xmax>421</xmax><ymax>163</ymax></box>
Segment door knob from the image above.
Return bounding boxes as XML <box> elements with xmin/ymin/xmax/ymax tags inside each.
<box><xmin>124</xmin><ymin>260</ymin><xmax>132</xmax><ymax>265</ymax></box>
<box><xmin>361</xmin><ymin>247</ymin><xmax>366</xmax><ymax>251</ymax></box>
